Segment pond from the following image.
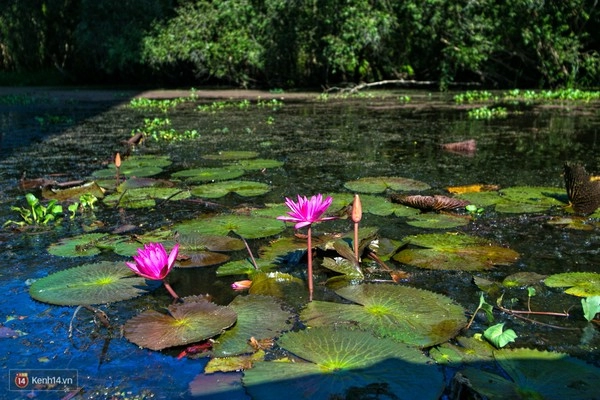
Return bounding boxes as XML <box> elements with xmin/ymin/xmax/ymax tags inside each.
<box><xmin>1</xmin><ymin>87</ymin><xmax>600</xmax><ymax>400</ymax></box>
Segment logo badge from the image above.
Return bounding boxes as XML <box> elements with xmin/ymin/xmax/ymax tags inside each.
<box><xmin>14</xmin><ymin>372</ymin><xmax>29</xmax><ymax>389</ymax></box>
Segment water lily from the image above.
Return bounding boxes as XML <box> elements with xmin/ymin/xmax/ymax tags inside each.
<box><xmin>277</xmin><ymin>194</ymin><xmax>336</xmax><ymax>301</ymax></box>
<box><xmin>277</xmin><ymin>194</ymin><xmax>336</xmax><ymax>229</ymax></box>
<box><xmin>126</xmin><ymin>242</ymin><xmax>180</xmax><ymax>299</ymax></box>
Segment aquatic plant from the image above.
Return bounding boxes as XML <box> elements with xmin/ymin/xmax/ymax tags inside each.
<box><xmin>125</xmin><ymin>242</ymin><xmax>180</xmax><ymax>300</ymax></box>
<box><xmin>277</xmin><ymin>194</ymin><xmax>337</xmax><ymax>301</ymax></box>
<box><xmin>4</xmin><ymin>193</ymin><xmax>63</xmax><ymax>227</ymax></box>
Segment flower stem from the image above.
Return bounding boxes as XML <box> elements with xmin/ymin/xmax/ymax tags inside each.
<box><xmin>353</xmin><ymin>221</ymin><xmax>359</xmax><ymax>262</ymax></box>
<box><xmin>307</xmin><ymin>225</ymin><xmax>313</xmax><ymax>302</ymax></box>
<box><xmin>162</xmin><ymin>280</ymin><xmax>180</xmax><ymax>301</ymax></box>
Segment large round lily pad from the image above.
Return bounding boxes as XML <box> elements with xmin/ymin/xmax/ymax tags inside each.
<box><xmin>103</xmin><ymin>187</ymin><xmax>191</xmax><ymax>208</ymax></box>
<box><xmin>191</xmin><ymin>180</ymin><xmax>271</xmax><ymax>198</ymax></box>
<box><xmin>203</xmin><ymin>151</ymin><xmax>259</xmax><ymax>160</ymax></box>
<box><xmin>29</xmin><ymin>261</ymin><xmax>151</xmax><ymax>305</ymax></box>
<box><xmin>174</xmin><ymin>214</ymin><xmax>285</xmax><ymax>239</ymax></box>
<box><xmin>544</xmin><ymin>272</ymin><xmax>600</xmax><ymax>297</ymax></box>
<box><xmin>243</xmin><ymin>327</ymin><xmax>444</xmax><ymax>400</ymax></box>
<box><xmin>171</xmin><ymin>167</ymin><xmax>244</xmax><ymax>182</ymax></box>
<box><xmin>301</xmin><ymin>283</ymin><xmax>466</xmax><ymax>347</ymax></box>
<box><xmin>47</xmin><ymin>233</ymin><xmax>112</xmax><ymax>257</ymax></box>
<box><xmin>123</xmin><ymin>296</ymin><xmax>237</xmax><ymax>350</ymax></box>
<box><xmin>212</xmin><ymin>295</ymin><xmax>293</xmax><ymax>357</ymax></box>
<box><xmin>344</xmin><ymin>176</ymin><xmax>431</xmax><ymax>193</ymax></box>
<box><xmin>393</xmin><ymin>233</ymin><xmax>519</xmax><ymax>271</ymax></box>
<box><xmin>461</xmin><ymin>348</ymin><xmax>600</xmax><ymax>400</ymax></box>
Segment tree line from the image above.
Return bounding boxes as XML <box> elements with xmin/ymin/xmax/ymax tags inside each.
<box><xmin>1</xmin><ymin>0</ymin><xmax>598</xmax><ymax>89</ymax></box>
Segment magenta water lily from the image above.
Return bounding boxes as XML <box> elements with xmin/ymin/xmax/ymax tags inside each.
<box><xmin>277</xmin><ymin>194</ymin><xmax>336</xmax><ymax>229</ymax></box>
<box><xmin>126</xmin><ymin>242</ymin><xmax>180</xmax><ymax>299</ymax></box>
<box><xmin>277</xmin><ymin>194</ymin><xmax>336</xmax><ymax>301</ymax></box>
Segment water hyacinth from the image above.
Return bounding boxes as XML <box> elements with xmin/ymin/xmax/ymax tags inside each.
<box><xmin>277</xmin><ymin>194</ymin><xmax>336</xmax><ymax>301</ymax></box>
<box><xmin>126</xmin><ymin>242</ymin><xmax>180</xmax><ymax>299</ymax></box>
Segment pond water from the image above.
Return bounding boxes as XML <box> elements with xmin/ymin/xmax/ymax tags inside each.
<box><xmin>0</xmin><ymin>88</ymin><xmax>599</xmax><ymax>399</ymax></box>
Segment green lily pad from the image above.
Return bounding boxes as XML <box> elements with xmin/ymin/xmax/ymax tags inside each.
<box><xmin>168</xmin><ymin>234</ymin><xmax>243</xmax><ymax>267</ymax></box>
<box><xmin>461</xmin><ymin>348</ymin><xmax>600</xmax><ymax>400</ymax></box>
<box><xmin>243</xmin><ymin>327</ymin><xmax>444</xmax><ymax>400</ymax></box>
<box><xmin>92</xmin><ymin>155</ymin><xmax>171</xmax><ymax>179</ymax></box>
<box><xmin>191</xmin><ymin>180</ymin><xmax>270</xmax><ymax>198</ymax></box>
<box><xmin>301</xmin><ymin>283</ymin><xmax>466</xmax><ymax>347</ymax></box>
<box><xmin>494</xmin><ymin>186</ymin><xmax>565</xmax><ymax>213</ymax></box>
<box><xmin>248</xmin><ymin>271</ymin><xmax>305</xmax><ymax>299</ymax></box>
<box><xmin>502</xmin><ymin>272</ymin><xmax>546</xmax><ymax>288</ymax></box>
<box><xmin>456</xmin><ymin>190</ymin><xmax>503</xmax><ymax>207</ymax></box>
<box><xmin>406</xmin><ymin>213</ymin><xmax>471</xmax><ymax>229</ymax></box>
<box><xmin>174</xmin><ymin>214</ymin><xmax>285</xmax><ymax>239</ymax></box>
<box><xmin>344</xmin><ymin>176</ymin><xmax>431</xmax><ymax>193</ymax></box>
<box><xmin>47</xmin><ymin>233</ymin><xmax>112</xmax><ymax>257</ymax></box>
<box><xmin>544</xmin><ymin>272</ymin><xmax>600</xmax><ymax>297</ymax></box>
<box><xmin>226</xmin><ymin>158</ymin><xmax>284</xmax><ymax>170</ymax></box>
<box><xmin>212</xmin><ymin>295</ymin><xmax>293</xmax><ymax>357</ymax></box>
<box><xmin>393</xmin><ymin>233</ymin><xmax>519</xmax><ymax>271</ymax></box>
<box><xmin>116</xmin><ymin>177</ymin><xmax>174</xmax><ymax>191</ymax></box>
<box><xmin>171</xmin><ymin>167</ymin><xmax>245</xmax><ymax>182</ymax></box>
<box><xmin>29</xmin><ymin>261</ymin><xmax>151</xmax><ymax>305</ymax></box>
<box><xmin>429</xmin><ymin>335</ymin><xmax>496</xmax><ymax>366</ymax></box>
<box><xmin>123</xmin><ymin>296</ymin><xmax>237</xmax><ymax>350</ymax></box>
<box><xmin>216</xmin><ymin>259</ymin><xmax>277</xmax><ymax>277</ymax></box>
<box><xmin>203</xmin><ymin>151</ymin><xmax>259</xmax><ymax>160</ymax></box>
<box><xmin>103</xmin><ymin>187</ymin><xmax>191</xmax><ymax>208</ymax></box>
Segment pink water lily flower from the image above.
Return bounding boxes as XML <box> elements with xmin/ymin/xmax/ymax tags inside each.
<box><xmin>126</xmin><ymin>242</ymin><xmax>180</xmax><ymax>280</ymax></box>
<box><xmin>277</xmin><ymin>194</ymin><xmax>336</xmax><ymax>229</ymax></box>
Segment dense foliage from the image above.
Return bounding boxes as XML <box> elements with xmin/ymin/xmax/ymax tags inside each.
<box><xmin>1</xmin><ymin>0</ymin><xmax>598</xmax><ymax>88</ymax></box>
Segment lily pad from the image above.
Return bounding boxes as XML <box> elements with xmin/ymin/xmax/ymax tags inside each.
<box><xmin>406</xmin><ymin>213</ymin><xmax>471</xmax><ymax>229</ymax></box>
<box><xmin>344</xmin><ymin>176</ymin><xmax>431</xmax><ymax>193</ymax></box>
<box><xmin>393</xmin><ymin>233</ymin><xmax>519</xmax><ymax>271</ymax></box>
<box><xmin>243</xmin><ymin>327</ymin><xmax>444</xmax><ymax>400</ymax></box>
<box><xmin>226</xmin><ymin>158</ymin><xmax>284</xmax><ymax>170</ymax></box>
<box><xmin>92</xmin><ymin>155</ymin><xmax>171</xmax><ymax>178</ymax></box>
<box><xmin>300</xmin><ymin>283</ymin><xmax>466</xmax><ymax>347</ymax></box>
<box><xmin>248</xmin><ymin>271</ymin><xmax>305</xmax><ymax>299</ymax></box>
<box><xmin>203</xmin><ymin>151</ymin><xmax>259</xmax><ymax>160</ymax></box>
<box><xmin>47</xmin><ymin>233</ymin><xmax>113</xmax><ymax>257</ymax></box>
<box><xmin>29</xmin><ymin>261</ymin><xmax>151</xmax><ymax>305</ymax></box>
<box><xmin>103</xmin><ymin>187</ymin><xmax>191</xmax><ymax>208</ymax></box>
<box><xmin>212</xmin><ymin>295</ymin><xmax>293</xmax><ymax>357</ymax></box>
<box><xmin>544</xmin><ymin>272</ymin><xmax>600</xmax><ymax>297</ymax></box>
<box><xmin>174</xmin><ymin>214</ymin><xmax>285</xmax><ymax>239</ymax></box>
<box><xmin>494</xmin><ymin>186</ymin><xmax>565</xmax><ymax>213</ymax></box>
<box><xmin>216</xmin><ymin>259</ymin><xmax>277</xmax><ymax>277</ymax></box>
<box><xmin>123</xmin><ymin>296</ymin><xmax>237</xmax><ymax>350</ymax></box>
<box><xmin>171</xmin><ymin>167</ymin><xmax>245</xmax><ymax>182</ymax></box>
<box><xmin>191</xmin><ymin>180</ymin><xmax>271</xmax><ymax>198</ymax></box>
<box><xmin>41</xmin><ymin>181</ymin><xmax>105</xmax><ymax>201</ymax></box>
<box><xmin>461</xmin><ymin>348</ymin><xmax>600</xmax><ymax>400</ymax></box>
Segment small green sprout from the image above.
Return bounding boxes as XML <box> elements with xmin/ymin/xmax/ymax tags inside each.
<box><xmin>4</xmin><ymin>193</ymin><xmax>63</xmax><ymax>227</ymax></box>
<box><xmin>483</xmin><ymin>323</ymin><xmax>517</xmax><ymax>348</ymax></box>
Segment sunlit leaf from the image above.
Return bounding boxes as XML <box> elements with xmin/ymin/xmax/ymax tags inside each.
<box><xmin>405</xmin><ymin>213</ymin><xmax>471</xmax><ymax>229</ymax></box>
<box><xmin>226</xmin><ymin>158</ymin><xmax>284</xmax><ymax>170</ymax></box>
<box><xmin>393</xmin><ymin>233</ymin><xmax>519</xmax><ymax>271</ymax></box>
<box><xmin>502</xmin><ymin>272</ymin><xmax>546</xmax><ymax>288</ymax></box>
<box><xmin>203</xmin><ymin>151</ymin><xmax>259</xmax><ymax>160</ymax></box>
<box><xmin>344</xmin><ymin>176</ymin><xmax>431</xmax><ymax>193</ymax></box>
<box><xmin>41</xmin><ymin>181</ymin><xmax>105</xmax><ymax>201</ymax></box>
<box><xmin>123</xmin><ymin>296</ymin><xmax>237</xmax><ymax>350</ymax></box>
<box><xmin>171</xmin><ymin>167</ymin><xmax>244</xmax><ymax>182</ymax></box>
<box><xmin>447</xmin><ymin>184</ymin><xmax>500</xmax><ymax>194</ymax></box>
<box><xmin>243</xmin><ymin>327</ymin><xmax>444</xmax><ymax>400</ymax></box>
<box><xmin>103</xmin><ymin>187</ymin><xmax>191</xmax><ymax>208</ymax></box>
<box><xmin>248</xmin><ymin>271</ymin><xmax>305</xmax><ymax>299</ymax></box>
<box><xmin>47</xmin><ymin>233</ymin><xmax>114</xmax><ymax>257</ymax></box>
<box><xmin>205</xmin><ymin>351</ymin><xmax>265</xmax><ymax>373</ymax></box>
<box><xmin>301</xmin><ymin>283</ymin><xmax>466</xmax><ymax>347</ymax></box>
<box><xmin>29</xmin><ymin>261</ymin><xmax>151</xmax><ymax>305</ymax></box>
<box><xmin>544</xmin><ymin>272</ymin><xmax>600</xmax><ymax>297</ymax></box>
<box><xmin>174</xmin><ymin>214</ymin><xmax>285</xmax><ymax>239</ymax></box>
<box><xmin>191</xmin><ymin>180</ymin><xmax>271</xmax><ymax>198</ymax></box>
<box><xmin>483</xmin><ymin>323</ymin><xmax>517</xmax><ymax>348</ymax></box>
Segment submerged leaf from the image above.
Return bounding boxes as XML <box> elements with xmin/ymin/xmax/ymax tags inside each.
<box><xmin>243</xmin><ymin>327</ymin><xmax>444</xmax><ymax>400</ymax></box>
<box><xmin>301</xmin><ymin>283</ymin><xmax>466</xmax><ymax>347</ymax></box>
<box><xmin>123</xmin><ymin>296</ymin><xmax>237</xmax><ymax>350</ymax></box>
<box><xmin>29</xmin><ymin>261</ymin><xmax>151</xmax><ymax>305</ymax></box>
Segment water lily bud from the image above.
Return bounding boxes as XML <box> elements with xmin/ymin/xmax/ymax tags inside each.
<box><xmin>115</xmin><ymin>152</ymin><xmax>122</xmax><ymax>168</ymax></box>
<box><xmin>351</xmin><ymin>194</ymin><xmax>362</xmax><ymax>223</ymax></box>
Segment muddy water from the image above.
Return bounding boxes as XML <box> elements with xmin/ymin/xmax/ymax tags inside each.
<box><xmin>0</xmin><ymin>88</ymin><xmax>599</xmax><ymax>399</ymax></box>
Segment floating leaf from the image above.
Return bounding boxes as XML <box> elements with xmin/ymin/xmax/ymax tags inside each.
<box><xmin>495</xmin><ymin>186</ymin><xmax>565</xmax><ymax>214</ymax></box>
<box><xmin>393</xmin><ymin>233</ymin><xmax>519</xmax><ymax>271</ymax></box>
<box><xmin>205</xmin><ymin>351</ymin><xmax>265</xmax><ymax>373</ymax></box>
<box><xmin>117</xmin><ymin>177</ymin><xmax>174</xmax><ymax>190</ymax></box>
<box><xmin>29</xmin><ymin>261</ymin><xmax>151</xmax><ymax>305</ymax></box>
<box><xmin>189</xmin><ymin>371</ymin><xmax>245</xmax><ymax>397</ymax></box>
<box><xmin>212</xmin><ymin>295</ymin><xmax>292</xmax><ymax>357</ymax></box>
<box><xmin>248</xmin><ymin>271</ymin><xmax>305</xmax><ymax>299</ymax></box>
<box><xmin>405</xmin><ymin>213</ymin><xmax>471</xmax><ymax>229</ymax></box>
<box><xmin>103</xmin><ymin>187</ymin><xmax>190</xmax><ymax>208</ymax></box>
<box><xmin>171</xmin><ymin>167</ymin><xmax>245</xmax><ymax>182</ymax></box>
<box><xmin>243</xmin><ymin>327</ymin><xmax>444</xmax><ymax>400</ymax></box>
<box><xmin>92</xmin><ymin>155</ymin><xmax>171</xmax><ymax>179</ymax></box>
<box><xmin>447</xmin><ymin>184</ymin><xmax>500</xmax><ymax>194</ymax></box>
<box><xmin>461</xmin><ymin>348</ymin><xmax>600</xmax><ymax>400</ymax></box>
<box><xmin>544</xmin><ymin>272</ymin><xmax>600</xmax><ymax>297</ymax></box>
<box><xmin>344</xmin><ymin>176</ymin><xmax>430</xmax><ymax>193</ymax></box>
<box><xmin>502</xmin><ymin>272</ymin><xmax>546</xmax><ymax>288</ymax></box>
<box><xmin>191</xmin><ymin>180</ymin><xmax>271</xmax><ymax>198</ymax></box>
<box><xmin>203</xmin><ymin>151</ymin><xmax>259</xmax><ymax>160</ymax></box>
<box><xmin>174</xmin><ymin>214</ymin><xmax>285</xmax><ymax>239</ymax></box>
<box><xmin>301</xmin><ymin>283</ymin><xmax>466</xmax><ymax>347</ymax></box>
<box><xmin>581</xmin><ymin>296</ymin><xmax>600</xmax><ymax>321</ymax></box>
<box><xmin>216</xmin><ymin>259</ymin><xmax>277</xmax><ymax>277</ymax></box>
<box><xmin>391</xmin><ymin>194</ymin><xmax>470</xmax><ymax>211</ymax></box>
<box><xmin>41</xmin><ymin>181</ymin><xmax>105</xmax><ymax>201</ymax></box>
<box><xmin>227</xmin><ymin>158</ymin><xmax>284</xmax><ymax>170</ymax></box>
<box><xmin>483</xmin><ymin>323</ymin><xmax>517</xmax><ymax>348</ymax></box>
<box><xmin>47</xmin><ymin>233</ymin><xmax>112</xmax><ymax>257</ymax></box>
<box><xmin>123</xmin><ymin>296</ymin><xmax>237</xmax><ymax>350</ymax></box>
